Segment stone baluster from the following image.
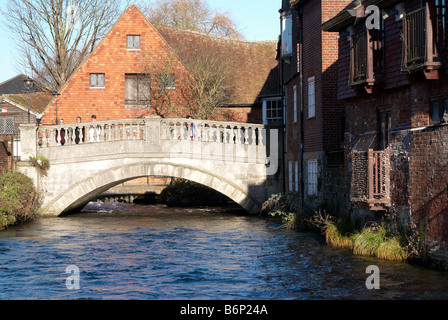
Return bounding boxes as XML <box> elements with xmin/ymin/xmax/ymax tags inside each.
<box><xmin>251</xmin><ymin>127</ymin><xmax>257</xmax><ymax>146</ymax></box>
<box><xmin>223</xmin><ymin>126</ymin><xmax>227</xmax><ymax>144</ymax></box>
<box><xmin>214</xmin><ymin>125</ymin><xmax>219</xmax><ymax>142</ymax></box>
<box><xmin>236</xmin><ymin>126</ymin><xmax>241</xmax><ymax>144</ymax></box>
<box><xmin>50</xmin><ymin>128</ymin><xmax>57</xmax><ymax>147</ymax></box>
<box><xmin>258</xmin><ymin>128</ymin><xmax>264</xmax><ymax>146</ymax></box>
<box><xmin>244</xmin><ymin>127</ymin><xmax>249</xmax><ymax>145</ymax></box>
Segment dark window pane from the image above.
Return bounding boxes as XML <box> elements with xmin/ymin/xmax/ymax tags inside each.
<box><xmin>432</xmin><ymin>101</ymin><xmax>440</xmax><ymax>122</ymax></box>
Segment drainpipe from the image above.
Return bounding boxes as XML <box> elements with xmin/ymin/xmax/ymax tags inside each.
<box><xmin>298</xmin><ymin>9</ymin><xmax>305</xmax><ymax>203</ymax></box>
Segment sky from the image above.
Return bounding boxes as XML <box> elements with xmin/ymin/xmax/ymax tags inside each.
<box><xmin>0</xmin><ymin>0</ymin><xmax>281</xmax><ymax>84</ymax></box>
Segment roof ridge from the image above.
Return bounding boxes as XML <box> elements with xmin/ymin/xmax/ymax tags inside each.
<box><xmin>0</xmin><ymin>74</ymin><xmax>27</xmax><ymax>87</ymax></box>
<box><xmin>153</xmin><ymin>23</ymin><xmax>278</xmax><ymax>45</ymax></box>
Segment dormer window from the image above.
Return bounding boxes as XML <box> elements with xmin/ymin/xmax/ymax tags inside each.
<box><xmin>127</xmin><ymin>35</ymin><xmax>141</xmax><ymax>50</ymax></box>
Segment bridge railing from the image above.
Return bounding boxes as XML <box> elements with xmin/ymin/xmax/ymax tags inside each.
<box><xmin>36</xmin><ymin>118</ymin><xmax>268</xmax><ymax>148</ymax></box>
<box><xmin>160</xmin><ymin>118</ymin><xmax>266</xmax><ymax>146</ymax></box>
<box><xmin>37</xmin><ymin>119</ymin><xmax>146</xmax><ymax>148</ymax></box>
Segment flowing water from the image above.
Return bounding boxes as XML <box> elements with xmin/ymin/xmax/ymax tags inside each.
<box><xmin>0</xmin><ymin>202</ymin><xmax>447</xmax><ymax>300</ymax></box>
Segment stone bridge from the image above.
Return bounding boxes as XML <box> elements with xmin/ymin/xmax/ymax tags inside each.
<box><xmin>18</xmin><ymin>117</ymin><xmax>282</xmax><ymax>216</ymax></box>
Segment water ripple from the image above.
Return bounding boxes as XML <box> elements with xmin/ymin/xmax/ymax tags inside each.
<box><xmin>0</xmin><ymin>205</ymin><xmax>447</xmax><ymax>300</ymax></box>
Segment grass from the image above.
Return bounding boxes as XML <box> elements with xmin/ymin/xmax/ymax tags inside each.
<box><xmin>261</xmin><ymin>194</ymin><xmax>408</xmax><ymax>263</ymax></box>
<box><xmin>376</xmin><ymin>237</ymin><xmax>408</xmax><ymax>262</ymax></box>
<box><xmin>307</xmin><ymin>210</ymin><xmax>408</xmax><ymax>262</ymax></box>
<box><xmin>325</xmin><ymin>222</ymin><xmax>354</xmax><ymax>250</ymax></box>
<box><xmin>352</xmin><ymin>224</ymin><xmax>386</xmax><ymax>257</ymax></box>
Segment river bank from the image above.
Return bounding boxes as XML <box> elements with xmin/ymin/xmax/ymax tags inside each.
<box><xmin>260</xmin><ymin>193</ymin><xmax>448</xmax><ymax>271</ymax></box>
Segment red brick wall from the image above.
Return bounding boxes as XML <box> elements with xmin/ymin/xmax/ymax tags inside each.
<box><xmin>409</xmin><ymin>125</ymin><xmax>448</xmax><ymax>246</ymax></box>
<box><xmin>283</xmin><ymin>0</ymin><xmax>350</xmax><ymax>202</ymax></box>
<box><xmin>218</xmin><ymin>105</ymin><xmax>262</xmax><ymax>124</ymax></box>
<box><xmin>41</xmin><ymin>5</ymin><xmax>191</xmax><ymax>125</ymax></box>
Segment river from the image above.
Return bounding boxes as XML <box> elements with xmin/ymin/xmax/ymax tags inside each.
<box><xmin>0</xmin><ymin>201</ymin><xmax>447</xmax><ymax>301</ymax></box>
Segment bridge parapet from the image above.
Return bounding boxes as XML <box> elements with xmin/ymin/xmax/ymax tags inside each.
<box><xmin>35</xmin><ymin>117</ymin><xmax>267</xmax><ymax>149</ymax></box>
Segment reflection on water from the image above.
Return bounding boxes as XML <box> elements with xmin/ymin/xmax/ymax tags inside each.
<box><xmin>0</xmin><ymin>202</ymin><xmax>447</xmax><ymax>300</ymax></box>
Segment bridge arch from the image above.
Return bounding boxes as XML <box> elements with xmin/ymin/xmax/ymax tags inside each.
<box><xmin>43</xmin><ymin>161</ymin><xmax>262</xmax><ymax>216</ymax></box>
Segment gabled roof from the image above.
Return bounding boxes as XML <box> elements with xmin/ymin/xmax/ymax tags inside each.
<box><xmin>156</xmin><ymin>25</ymin><xmax>280</xmax><ymax>106</ymax></box>
<box><xmin>0</xmin><ymin>74</ymin><xmax>53</xmax><ymax>95</ymax></box>
<box><xmin>1</xmin><ymin>92</ymin><xmax>54</xmax><ymax>115</ymax></box>
<box><xmin>0</xmin><ymin>74</ymin><xmax>33</xmax><ymax>95</ymax></box>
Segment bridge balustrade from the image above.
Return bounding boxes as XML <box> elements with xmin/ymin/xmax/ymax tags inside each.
<box><xmin>36</xmin><ymin>118</ymin><xmax>267</xmax><ymax>148</ymax></box>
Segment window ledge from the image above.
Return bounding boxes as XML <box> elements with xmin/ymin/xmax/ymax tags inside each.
<box><xmin>125</xmin><ymin>105</ymin><xmax>150</xmax><ymax>109</ymax></box>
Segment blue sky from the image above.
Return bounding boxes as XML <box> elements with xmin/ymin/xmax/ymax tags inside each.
<box><xmin>0</xmin><ymin>0</ymin><xmax>281</xmax><ymax>84</ymax></box>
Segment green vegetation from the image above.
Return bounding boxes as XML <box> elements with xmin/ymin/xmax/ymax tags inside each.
<box><xmin>29</xmin><ymin>156</ymin><xmax>50</xmax><ymax>176</ymax></box>
<box><xmin>307</xmin><ymin>211</ymin><xmax>408</xmax><ymax>262</ymax></box>
<box><xmin>0</xmin><ymin>171</ymin><xmax>40</xmax><ymax>230</ymax></box>
<box><xmin>261</xmin><ymin>193</ymin><xmax>315</xmax><ymax>230</ymax></box>
<box><xmin>261</xmin><ymin>193</ymin><xmax>408</xmax><ymax>262</ymax></box>
<box><xmin>159</xmin><ymin>178</ymin><xmax>229</xmax><ymax>207</ymax></box>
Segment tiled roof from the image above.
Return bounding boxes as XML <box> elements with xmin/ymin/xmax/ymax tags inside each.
<box><xmin>0</xmin><ymin>74</ymin><xmax>32</xmax><ymax>95</ymax></box>
<box><xmin>155</xmin><ymin>25</ymin><xmax>281</xmax><ymax>106</ymax></box>
<box><xmin>1</xmin><ymin>92</ymin><xmax>54</xmax><ymax>114</ymax></box>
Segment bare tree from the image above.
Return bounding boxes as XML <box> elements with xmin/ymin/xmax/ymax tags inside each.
<box><xmin>141</xmin><ymin>0</ymin><xmax>243</xmax><ymax>39</ymax></box>
<box><xmin>3</xmin><ymin>0</ymin><xmax>128</xmax><ymax>91</ymax></box>
<box><xmin>138</xmin><ymin>52</ymin><xmax>187</xmax><ymax>118</ymax></box>
<box><xmin>181</xmin><ymin>52</ymin><xmax>236</xmax><ymax>120</ymax></box>
<box><xmin>138</xmin><ymin>49</ymin><xmax>236</xmax><ymax>120</ymax></box>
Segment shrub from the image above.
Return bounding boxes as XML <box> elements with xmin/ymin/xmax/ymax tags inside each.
<box><xmin>29</xmin><ymin>156</ymin><xmax>50</xmax><ymax>176</ymax></box>
<box><xmin>0</xmin><ymin>171</ymin><xmax>40</xmax><ymax>230</ymax></box>
<box><xmin>260</xmin><ymin>193</ymin><xmax>288</xmax><ymax>215</ymax></box>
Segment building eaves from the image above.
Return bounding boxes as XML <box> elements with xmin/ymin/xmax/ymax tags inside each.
<box><xmin>321</xmin><ymin>0</ymin><xmax>403</xmax><ymax>32</ymax></box>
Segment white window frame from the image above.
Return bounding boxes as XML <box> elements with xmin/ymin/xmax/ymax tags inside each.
<box><xmin>281</xmin><ymin>14</ymin><xmax>293</xmax><ymax>57</ymax></box>
<box><xmin>127</xmin><ymin>35</ymin><xmax>141</xmax><ymax>50</ymax></box>
<box><xmin>90</xmin><ymin>73</ymin><xmax>105</xmax><ymax>88</ymax></box>
<box><xmin>308</xmin><ymin>76</ymin><xmax>315</xmax><ymax>118</ymax></box>
<box><xmin>308</xmin><ymin>160</ymin><xmax>318</xmax><ymax>196</ymax></box>
<box><xmin>262</xmin><ymin>98</ymin><xmax>283</xmax><ymax>125</ymax></box>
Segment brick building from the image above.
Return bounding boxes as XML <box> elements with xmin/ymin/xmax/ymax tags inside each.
<box><xmin>323</xmin><ymin>0</ymin><xmax>448</xmax><ymax>264</ymax></box>
<box><xmin>41</xmin><ymin>4</ymin><xmax>280</xmax><ymax>125</ymax></box>
<box><xmin>279</xmin><ymin>0</ymin><xmax>351</xmax><ymax>210</ymax></box>
<box><xmin>0</xmin><ymin>91</ymin><xmax>53</xmax><ymax>171</ymax></box>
